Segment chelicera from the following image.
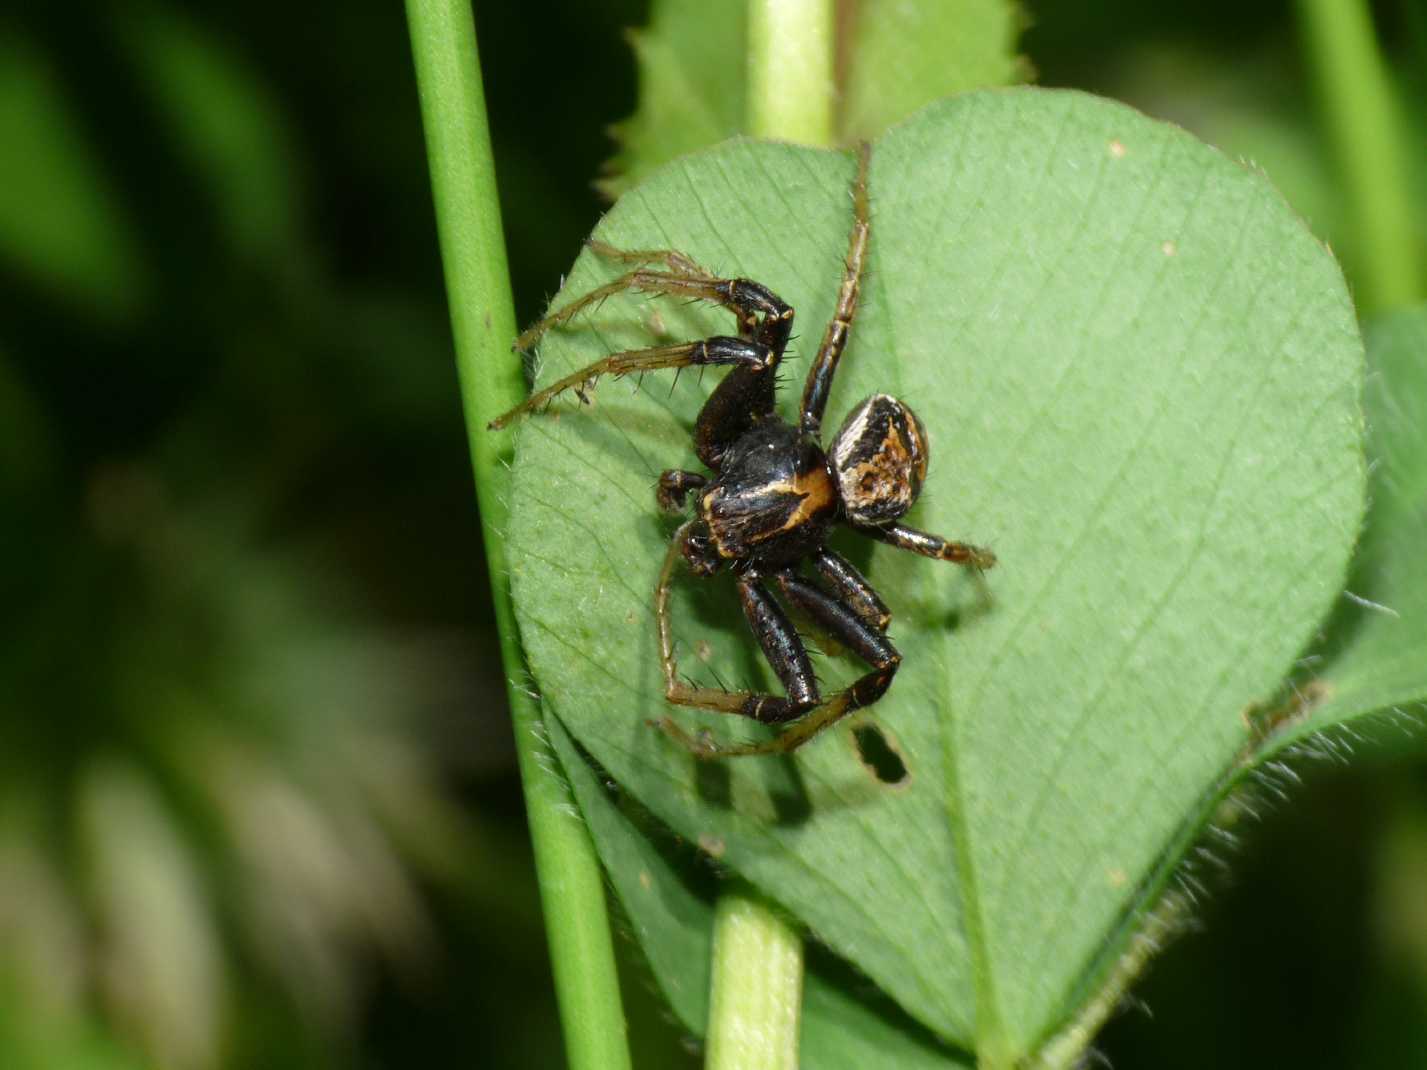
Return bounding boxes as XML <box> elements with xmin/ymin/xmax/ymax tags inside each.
<box><xmin>491</xmin><ymin>145</ymin><xmax>995</xmax><ymax>757</ymax></box>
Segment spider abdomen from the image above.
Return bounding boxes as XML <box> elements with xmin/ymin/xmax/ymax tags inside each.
<box><xmin>699</xmin><ymin>421</ymin><xmax>838</xmax><ymax>566</ymax></box>
<box><xmin>829</xmin><ymin>393</ymin><xmax>930</xmax><ymax>526</ymax></box>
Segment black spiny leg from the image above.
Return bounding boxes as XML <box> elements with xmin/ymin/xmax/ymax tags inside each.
<box><xmin>733</xmin><ymin>576</ymin><xmax>822</xmax><ymax>723</ymax></box>
<box><xmin>660</xmin><ymin>569</ymin><xmax>903</xmax><ymax>758</ymax></box>
<box><xmin>656</xmin><ymin>470</ymin><xmax>707</xmax><ymax>513</ymax></box>
<box><xmin>488</xmin><ymin>337</ymin><xmax>773</xmax><ymax>430</ymax></box>
<box><xmin>811</xmin><ymin>549</ymin><xmax>892</xmax><ymax>632</ymax></box>
<box><xmin>692</xmin><ymin>360</ymin><xmax>777</xmax><ymax>468</ymax></box>
<box><xmin>858</xmin><ymin>522</ymin><xmax>997</xmax><ymax>571</ymax></box>
<box><xmin>758</xmin><ymin>571</ymin><xmax>903</xmax><ymax>752</ymax></box>
<box><xmin>654</xmin><ymin>524</ymin><xmax>823</xmax><ymax>758</ymax></box>
<box><xmin>656</xmin><ymin>550</ymin><xmax>906</xmax><ymax>759</ymax></box>
<box><xmin>800</xmin><ymin>142</ymin><xmax>872</xmax><ymax>438</ymax></box>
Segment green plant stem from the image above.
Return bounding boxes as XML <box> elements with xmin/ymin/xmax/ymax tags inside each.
<box><xmin>699</xmin><ymin>3</ymin><xmax>838</xmax><ymax>1066</ymax></box>
<box><xmin>403</xmin><ymin>4</ymin><xmax>631</xmax><ymax>1069</ymax></box>
<box><xmin>1297</xmin><ymin>0</ymin><xmax>1423</xmax><ymax>311</ymax></box>
<box><xmin>748</xmin><ymin>0</ymin><xmax>836</xmax><ymax>144</ymax></box>
<box><xmin>1031</xmin><ymin>891</ymin><xmax>1191</xmax><ymax>1069</ymax></box>
<box><xmin>705</xmin><ymin>886</ymin><xmax>804</xmax><ymax>1070</ymax></box>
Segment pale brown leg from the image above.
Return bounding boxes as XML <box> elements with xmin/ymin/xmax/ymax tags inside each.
<box><xmin>487</xmin><ymin>337</ymin><xmax>773</xmax><ymax>430</ymax></box>
<box><xmin>513</xmin><ymin>243</ymin><xmax>792</xmax><ymax>353</ymax></box>
<box><xmin>799</xmin><ymin>142</ymin><xmax>872</xmax><ymax>438</ymax></box>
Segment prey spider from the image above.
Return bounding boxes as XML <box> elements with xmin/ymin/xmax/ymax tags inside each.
<box><xmin>491</xmin><ymin>145</ymin><xmax>995</xmax><ymax>758</ymax></box>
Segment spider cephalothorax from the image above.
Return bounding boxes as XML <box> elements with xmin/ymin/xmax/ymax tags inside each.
<box><xmin>490</xmin><ymin>144</ymin><xmax>995</xmax><ymax>757</ymax></box>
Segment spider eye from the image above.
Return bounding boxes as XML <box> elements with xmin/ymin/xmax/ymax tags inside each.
<box><xmin>829</xmin><ymin>394</ymin><xmax>930</xmax><ymax>525</ymax></box>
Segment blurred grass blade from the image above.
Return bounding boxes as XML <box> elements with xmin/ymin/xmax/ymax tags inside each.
<box><xmin>116</xmin><ymin>4</ymin><xmax>302</xmax><ymax>265</ymax></box>
<box><xmin>80</xmin><ymin>760</ymin><xmax>224</xmax><ymax>1070</ymax></box>
<box><xmin>0</xmin><ymin>974</ymin><xmax>149</xmax><ymax>1070</ymax></box>
<box><xmin>0</xmin><ymin>34</ymin><xmax>149</xmax><ymax>318</ymax></box>
<box><xmin>1297</xmin><ymin>0</ymin><xmax>1423</xmax><ymax>311</ymax></box>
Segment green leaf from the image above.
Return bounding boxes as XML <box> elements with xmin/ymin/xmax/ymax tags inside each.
<box><xmin>547</xmin><ymin>714</ymin><xmax>972</xmax><ymax>1068</ymax></box>
<box><xmin>1258</xmin><ymin>305</ymin><xmax>1427</xmax><ymax>758</ymax></box>
<box><xmin>508</xmin><ymin>89</ymin><xmax>1363</xmax><ymax>1059</ymax></box>
<box><xmin>599</xmin><ymin>0</ymin><xmax>1023</xmax><ymax>196</ymax></box>
<box><xmin>840</xmin><ymin>0</ymin><xmax>1024</xmax><ymax>141</ymax></box>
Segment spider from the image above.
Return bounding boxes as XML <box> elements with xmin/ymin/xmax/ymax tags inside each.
<box><xmin>490</xmin><ymin>144</ymin><xmax>995</xmax><ymax>758</ymax></box>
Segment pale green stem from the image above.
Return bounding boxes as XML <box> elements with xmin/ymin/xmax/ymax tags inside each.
<box><xmin>701</xmin><ymin>3</ymin><xmax>838</xmax><ymax>1066</ymax></box>
<box><xmin>1031</xmin><ymin>890</ymin><xmax>1193</xmax><ymax>1069</ymax></box>
<box><xmin>403</xmin><ymin>4</ymin><xmax>631</xmax><ymax>1069</ymax></box>
<box><xmin>706</xmin><ymin>886</ymin><xmax>804</xmax><ymax>1070</ymax></box>
<box><xmin>1298</xmin><ymin>0</ymin><xmax>1423</xmax><ymax>311</ymax></box>
<box><xmin>748</xmin><ymin>0</ymin><xmax>836</xmax><ymax>143</ymax></box>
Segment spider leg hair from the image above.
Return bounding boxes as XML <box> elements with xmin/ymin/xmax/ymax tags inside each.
<box><xmin>799</xmin><ymin>142</ymin><xmax>872</xmax><ymax>437</ymax></box>
<box><xmin>488</xmin><ymin>338</ymin><xmax>773</xmax><ymax>430</ymax></box>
